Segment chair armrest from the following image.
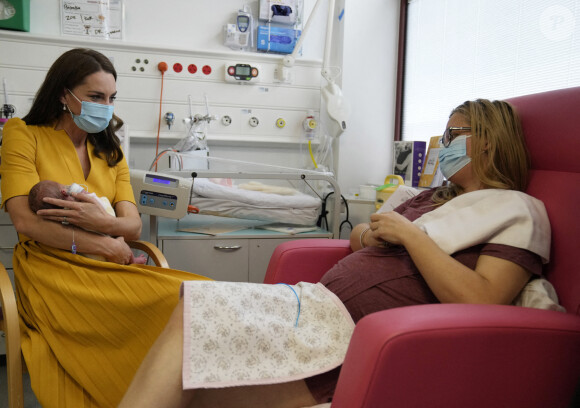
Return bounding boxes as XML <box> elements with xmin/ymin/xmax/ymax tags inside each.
<box><xmin>263</xmin><ymin>239</ymin><xmax>352</xmax><ymax>284</ymax></box>
<box><xmin>0</xmin><ymin>263</ymin><xmax>24</xmax><ymax>408</ymax></box>
<box><xmin>332</xmin><ymin>303</ymin><xmax>580</xmax><ymax>408</ymax></box>
<box><xmin>127</xmin><ymin>240</ymin><xmax>169</xmax><ymax>268</ymax></box>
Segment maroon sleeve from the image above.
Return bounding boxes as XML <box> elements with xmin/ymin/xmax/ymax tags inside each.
<box><xmin>453</xmin><ymin>243</ymin><xmax>543</xmax><ymax>277</ymax></box>
<box><xmin>480</xmin><ymin>243</ymin><xmax>544</xmax><ymax>277</ymax></box>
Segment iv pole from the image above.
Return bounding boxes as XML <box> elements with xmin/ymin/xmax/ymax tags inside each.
<box><xmin>277</xmin><ymin>0</ymin><xmax>350</xmax><ymax>133</ymax></box>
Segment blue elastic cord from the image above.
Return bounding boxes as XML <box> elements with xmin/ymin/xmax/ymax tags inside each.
<box><xmin>277</xmin><ymin>283</ymin><xmax>301</xmax><ymax>327</ymax></box>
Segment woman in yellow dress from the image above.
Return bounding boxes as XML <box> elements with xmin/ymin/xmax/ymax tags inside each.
<box><xmin>0</xmin><ymin>48</ymin><xmax>209</xmax><ymax>407</ymax></box>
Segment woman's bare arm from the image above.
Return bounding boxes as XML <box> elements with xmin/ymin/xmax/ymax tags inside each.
<box><xmin>7</xmin><ymin>195</ymin><xmax>135</xmax><ymax>264</ymax></box>
<box><xmin>36</xmin><ymin>193</ymin><xmax>141</xmax><ymax>241</ymax></box>
<box><xmin>369</xmin><ymin>211</ymin><xmax>531</xmax><ymax>304</ymax></box>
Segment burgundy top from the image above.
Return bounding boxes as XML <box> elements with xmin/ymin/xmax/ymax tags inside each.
<box><xmin>307</xmin><ymin>190</ymin><xmax>543</xmax><ymax>403</ymax></box>
<box><xmin>321</xmin><ymin>189</ymin><xmax>542</xmax><ymax>322</ymax></box>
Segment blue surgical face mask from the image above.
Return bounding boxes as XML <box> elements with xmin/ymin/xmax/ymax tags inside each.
<box><xmin>67</xmin><ymin>89</ymin><xmax>114</xmax><ymax>134</ymax></box>
<box><xmin>438</xmin><ymin>135</ymin><xmax>472</xmax><ymax>179</ymax></box>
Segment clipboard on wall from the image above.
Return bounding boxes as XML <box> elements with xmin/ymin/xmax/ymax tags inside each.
<box><xmin>418</xmin><ymin>136</ymin><xmax>445</xmax><ymax>188</ymax></box>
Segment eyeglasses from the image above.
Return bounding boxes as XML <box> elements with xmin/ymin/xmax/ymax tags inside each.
<box><xmin>439</xmin><ymin>126</ymin><xmax>471</xmax><ymax>147</ymax></box>
<box><xmin>441</xmin><ymin>127</ymin><xmax>471</xmax><ymax>147</ymax></box>
<box><xmin>440</xmin><ymin>127</ymin><xmax>471</xmax><ymax>147</ymax></box>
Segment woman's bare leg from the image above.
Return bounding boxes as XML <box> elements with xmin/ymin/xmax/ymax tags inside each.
<box><xmin>191</xmin><ymin>380</ymin><xmax>318</xmax><ymax>408</ymax></box>
<box><xmin>119</xmin><ymin>298</ymin><xmax>195</xmax><ymax>408</ymax></box>
<box><xmin>120</xmin><ymin>299</ymin><xmax>319</xmax><ymax>408</ymax></box>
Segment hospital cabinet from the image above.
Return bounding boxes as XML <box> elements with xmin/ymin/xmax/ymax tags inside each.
<box><xmin>156</xmin><ymin>214</ymin><xmax>332</xmax><ymax>283</ymax></box>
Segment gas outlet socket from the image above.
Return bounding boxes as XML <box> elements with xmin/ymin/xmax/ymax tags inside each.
<box><xmin>249</xmin><ymin>117</ymin><xmax>259</xmax><ymax>127</ymax></box>
<box><xmin>222</xmin><ymin>115</ymin><xmax>232</xmax><ymax>126</ymax></box>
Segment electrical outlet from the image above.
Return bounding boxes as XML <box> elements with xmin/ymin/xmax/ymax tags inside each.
<box><xmin>249</xmin><ymin>117</ymin><xmax>259</xmax><ymax>127</ymax></box>
<box><xmin>130</xmin><ymin>57</ymin><xmax>150</xmax><ymax>73</ymax></box>
<box><xmin>222</xmin><ymin>115</ymin><xmax>232</xmax><ymax>126</ymax></box>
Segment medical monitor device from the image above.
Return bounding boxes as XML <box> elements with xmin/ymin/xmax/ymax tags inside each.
<box><xmin>130</xmin><ymin>169</ymin><xmax>192</xmax><ymax>219</ymax></box>
<box><xmin>225</xmin><ymin>63</ymin><xmax>260</xmax><ymax>83</ymax></box>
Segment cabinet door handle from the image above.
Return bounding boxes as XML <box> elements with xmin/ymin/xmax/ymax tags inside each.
<box><xmin>213</xmin><ymin>245</ymin><xmax>242</xmax><ymax>251</ymax></box>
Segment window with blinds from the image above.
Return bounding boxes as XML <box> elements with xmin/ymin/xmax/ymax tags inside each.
<box><xmin>401</xmin><ymin>0</ymin><xmax>580</xmax><ymax>143</ymax></box>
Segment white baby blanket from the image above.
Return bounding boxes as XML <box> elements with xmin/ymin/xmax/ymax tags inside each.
<box><xmin>192</xmin><ymin>178</ymin><xmax>321</xmax><ymax>208</ymax></box>
<box><xmin>513</xmin><ymin>278</ymin><xmax>566</xmax><ymax>312</ymax></box>
<box><xmin>413</xmin><ymin>189</ymin><xmax>551</xmax><ymax>263</ymax></box>
<box><xmin>182</xmin><ymin>281</ymin><xmax>355</xmax><ymax>389</ymax></box>
<box><xmin>413</xmin><ymin>189</ymin><xmax>561</xmax><ymax>311</ymax></box>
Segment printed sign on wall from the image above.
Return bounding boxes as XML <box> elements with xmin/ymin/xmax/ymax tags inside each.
<box><xmin>61</xmin><ymin>0</ymin><xmax>124</xmax><ymax>39</ymax></box>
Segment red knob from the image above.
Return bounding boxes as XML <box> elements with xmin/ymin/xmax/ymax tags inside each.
<box><xmin>157</xmin><ymin>62</ymin><xmax>168</xmax><ymax>72</ymax></box>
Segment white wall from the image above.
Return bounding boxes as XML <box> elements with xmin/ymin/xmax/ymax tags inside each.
<box><xmin>2</xmin><ymin>0</ymin><xmax>401</xmax><ymax>197</ymax></box>
<box><xmin>338</xmin><ymin>0</ymin><xmax>400</xmax><ymax>191</ymax></box>
<box><xmin>30</xmin><ymin>0</ymin><xmax>328</xmax><ymax>59</ymax></box>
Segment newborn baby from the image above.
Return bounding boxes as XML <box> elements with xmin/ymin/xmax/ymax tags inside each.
<box><xmin>28</xmin><ymin>180</ymin><xmax>147</xmax><ymax>264</ymax></box>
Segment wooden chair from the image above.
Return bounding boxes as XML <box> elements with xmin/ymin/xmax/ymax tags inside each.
<box><xmin>0</xmin><ymin>240</ymin><xmax>169</xmax><ymax>408</ymax></box>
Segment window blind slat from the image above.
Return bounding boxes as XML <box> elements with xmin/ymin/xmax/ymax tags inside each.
<box><xmin>402</xmin><ymin>0</ymin><xmax>580</xmax><ymax>142</ymax></box>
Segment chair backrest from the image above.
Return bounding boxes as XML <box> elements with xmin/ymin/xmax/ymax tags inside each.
<box><xmin>507</xmin><ymin>87</ymin><xmax>580</xmax><ymax>315</ymax></box>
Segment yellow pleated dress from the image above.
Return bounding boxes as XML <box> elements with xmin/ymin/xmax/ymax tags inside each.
<box><xmin>0</xmin><ymin>118</ymin><xmax>211</xmax><ymax>407</ymax></box>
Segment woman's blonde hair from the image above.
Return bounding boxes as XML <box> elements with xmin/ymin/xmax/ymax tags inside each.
<box><xmin>433</xmin><ymin>99</ymin><xmax>530</xmax><ymax>204</ymax></box>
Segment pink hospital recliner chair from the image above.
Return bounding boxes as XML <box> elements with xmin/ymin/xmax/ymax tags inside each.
<box><xmin>264</xmin><ymin>86</ymin><xmax>580</xmax><ymax>408</ymax></box>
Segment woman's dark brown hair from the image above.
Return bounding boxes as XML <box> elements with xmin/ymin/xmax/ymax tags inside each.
<box><xmin>23</xmin><ymin>48</ymin><xmax>124</xmax><ymax>167</ymax></box>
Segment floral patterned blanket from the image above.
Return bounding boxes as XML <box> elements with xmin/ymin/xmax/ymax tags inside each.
<box><xmin>181</xmin><ymin>281</ymin><xmax>355</xmax><ymax>389</ymax></box>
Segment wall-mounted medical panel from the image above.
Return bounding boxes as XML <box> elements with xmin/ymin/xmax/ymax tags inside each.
<box><xmin>0</xmin><ymin>31</ymin><xmax>325</xmax><ymax>145</ymax></box>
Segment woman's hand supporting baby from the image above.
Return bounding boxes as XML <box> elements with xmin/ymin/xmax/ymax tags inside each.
<box><xmin>107</xmin><ymin>236</ymin><xmax>137</xmax><ymax>265</ymax></box>
<box><xmin>38</xmin><ymin>192</ymin><xmax>116</xmax><ymax>236</ymax></box>
<box><xmin>34</xmin><ymin>191</ymin><xmax>142</xmax><ymax>264</ymax></box>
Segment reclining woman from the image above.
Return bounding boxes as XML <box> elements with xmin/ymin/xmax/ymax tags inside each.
<box><xmin>120</xmin><ymin>98</ymin><xmax>551</xmax><ymax>407</ymax></box>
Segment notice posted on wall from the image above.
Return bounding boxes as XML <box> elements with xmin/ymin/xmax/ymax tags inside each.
<box><xmin>61</xmin><ymin>0</ymin><xmax>124</xmax><ymax>40</ymax></box>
